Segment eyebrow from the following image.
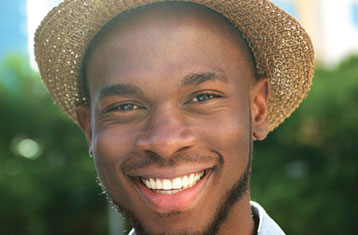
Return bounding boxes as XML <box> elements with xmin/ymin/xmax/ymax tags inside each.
<box><xmin>181</xmin><ymin>71</ymin><xmax>228</xmax><ymax>88</ymax></box>
<box><xmin>98</xmin><ymin>71</ymin><xmax>227</xmax><ymax>100</ymax></box>
<box><xmin>98</xmin><ymin>84</ymin><xmax>143</xmax><ymax>100</ymax></box>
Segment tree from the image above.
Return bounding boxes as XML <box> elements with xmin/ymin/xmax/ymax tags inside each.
<box><xmin>251</xmin><ymin>56</ymin><xmax>358</xmax><ymax>235</ymax></box>
<box><xmin>0</xmin><ymin>53</ymin><xmax>108</xmax><ymax>235</ymax></box>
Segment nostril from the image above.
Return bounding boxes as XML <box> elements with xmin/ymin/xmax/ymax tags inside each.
<box><xmin>135</xmin><ymin>116</ymin><xmax>197</xmax><ymax>158</ymax></box>
<box><xmin>136</xmin><ymin>131</ymin><xmax>196</xmax><ymax>159</ymax></box>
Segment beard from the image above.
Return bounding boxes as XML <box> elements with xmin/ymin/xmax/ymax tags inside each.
<box><xmin>98</xmin><ymin>119</ymin><xmax>253</xmax><ymax>235</ymax></box>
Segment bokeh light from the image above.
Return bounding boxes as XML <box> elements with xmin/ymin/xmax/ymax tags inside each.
<box><xmin>11</xmin><ymin>136</ymin><xmax>42</xmax><ymax>160</ymax></box>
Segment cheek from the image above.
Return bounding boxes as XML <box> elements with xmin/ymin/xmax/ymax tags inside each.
<box><xmin>92</xmin><ymin>125</ymin><xmax>136</xmax><ymax>192</ymax></box>
<box><xmin>200</xmin><ymin>104</ymin><xmax>250</xmax><ymax>183</ymax></box>
<box><xmin>204</xmin><ymin>102</ymin><xmax>249</xmax><ymax>152</ymax></box>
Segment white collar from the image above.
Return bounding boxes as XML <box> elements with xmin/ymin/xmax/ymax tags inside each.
<box><xmin>128</xmin><ymin>201</ymin><xmax>285</xmax><ymax>235</ymax></box>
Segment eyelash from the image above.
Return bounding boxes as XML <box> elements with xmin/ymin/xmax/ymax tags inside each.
<box><xmin>105</xmin><ymin>103</ymin><xmax>140</xmax><ymax>113</ymax></box>
<box><xmin>190</xmin><ymin>93</ymin><xmax>223</xmax><ymax>103</ymax></box>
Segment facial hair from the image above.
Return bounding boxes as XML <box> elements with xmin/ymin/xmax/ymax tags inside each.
<box><xmin>99</xmin><ymin>117</ymin><xmax>253</xmax><ymax>235</ymax></box>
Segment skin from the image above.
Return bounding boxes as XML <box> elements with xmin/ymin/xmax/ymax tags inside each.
<box><xmin>76</xmin><ymin>3</ymin><xmax>269</xmax><ymax>235</ymax></box>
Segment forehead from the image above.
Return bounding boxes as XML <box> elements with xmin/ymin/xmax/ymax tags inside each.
<box><xmin>91</xmin><ymin>2</ymin><xmax>243</xmax><ymax>49</ymax></box>
<box><xmin>86</xmin><ymin>2</ymin><xmax>255</xmax><ymax>93</ymax></box>
<box><xmin>87</xmin><ymin>2</ymin><xmax>252</xmax><ymax>63</ymax></box>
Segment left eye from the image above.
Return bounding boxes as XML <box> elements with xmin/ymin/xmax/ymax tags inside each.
<box><xmin>118</xmin><ymin>103</ymin><xmax>138</xmax><ymax>110</ymax></box>
<box><xmin>191</xmin><ymin>94</ymin><xmax>221</xmax><ymax>102</ymax></box>
<box><xmin>105</xmin><ymin>103</ymin><xmax>140</xmax><ymax>113</ymax></box>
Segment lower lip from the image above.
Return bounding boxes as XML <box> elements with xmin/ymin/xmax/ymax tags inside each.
<box><xmin>134</xmin><ymin>170</ymin><xmax>212</xmax><ymax>211</ymax></box>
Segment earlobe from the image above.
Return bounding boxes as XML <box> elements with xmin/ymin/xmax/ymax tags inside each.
<box><xmin>76</xmin><ymin>105</ymin><xmax>93</xmax><ymax>148</ymax></box>
<box><xmin>250</xmin><ymin>78</ymin><xmax>270</xmax><ymax>140</ymax></box>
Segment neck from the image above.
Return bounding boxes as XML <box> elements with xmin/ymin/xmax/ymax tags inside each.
<box><xmin>216</xmin><ymin>193</ymin><xmax>256</xmax><ymax>235</ymax></box>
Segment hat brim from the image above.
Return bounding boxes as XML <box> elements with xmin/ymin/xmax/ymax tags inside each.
<box><xmin>34</xmin><ymin>0</ymin><xmax>314</xmax><ymax>132</ymax></box>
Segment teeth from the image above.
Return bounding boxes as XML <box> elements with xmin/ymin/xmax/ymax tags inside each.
<box><xmin>188</xmin><ymin>174</ymin><xmax>195</xmax><ymax>187</ymax></box>
<box><xmin>172</xmin><ymin>177</ymin><xmax>182</xmax><ymax>189</ymax></box>
<box><xmin>149</xmin><ymin>178</ymin><xmax>156</xmax><ymax>190</ymax></box>
<box><xmin>182</xmin><ymin>176</ymin><xmax>189</xmax><ymax>188</ymax></box>
<box><xmin>141</xmin><ymin>170</ymin><xmax>205</xmax><ymax>194</ymax></box>
<box><xmin>157</xmin><ymin>189</ymin><xmax>181</xmax><ymax>194</ymax></box>
<box><xmin>162</xmin><ymin>179</ymin><xmax>172</xmax><ymax>190</ymax></box>
<box><xmin>143</xmin><ymin>179</ymin><xmax>151</xmax><ymax>188</ymax></box>
<box><xmin>156</xmin><ymin>178</ymin><xmax>162</xmax><ymax>189</ymax></box>
<box><xmin>195</xmin><ymin>174</ymin><xmax>200</xmax><ymax>182</ymax></box>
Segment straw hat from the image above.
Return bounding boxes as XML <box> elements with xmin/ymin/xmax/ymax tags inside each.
<box><xmin>34</xmin><ymin>0</ymin><xmax>314</xmax><ymax>132</ymax></box>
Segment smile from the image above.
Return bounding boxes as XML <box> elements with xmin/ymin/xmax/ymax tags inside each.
<box><xmin>140</xmin><ymin>171</ymin><xmax>205</xmax><ymax>194</ymax></box>
<box><xmin>133</xmin><ymin>168</ymin><xmax>213</xmax><ymax>211</ymax></box>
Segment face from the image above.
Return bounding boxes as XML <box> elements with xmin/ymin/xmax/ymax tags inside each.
<box><xmin>77</xmin><ymin>3</ymin><xmax>269</xmax><ymax>235</ymax></box>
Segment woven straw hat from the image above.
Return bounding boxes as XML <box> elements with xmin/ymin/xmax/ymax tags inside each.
<box><xmin>34</xmin><ymin>0</ymin><xmax>314</xmax><ymax>132</ymax></box>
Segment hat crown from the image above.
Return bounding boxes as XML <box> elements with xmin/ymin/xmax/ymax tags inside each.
<box><xmin>34</xmin><ymin>0</ymin><xmax>314</xmax><ymax>132</ymax></box>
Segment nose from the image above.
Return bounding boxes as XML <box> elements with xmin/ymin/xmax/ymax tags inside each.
<box><xmin>136</xmin><ymin>108</ymin><xmax>196</xmax><ymax>158</ymax></box>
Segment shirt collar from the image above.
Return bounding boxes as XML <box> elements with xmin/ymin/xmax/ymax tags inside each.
<box><xmin>250</xmin><ymin>201</ymin><xmax>285</xmax><ymax>235</ymax></box>
<box><xmin>128</xmin><ymin>201</ymin><xmax>285</xmax><ymax>235</ymax></box>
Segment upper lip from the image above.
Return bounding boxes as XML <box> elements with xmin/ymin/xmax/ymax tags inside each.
<box><xmin>125</xmin><ymin>164</ymin><xmax>215</xmax><ymax>179</ymax></box>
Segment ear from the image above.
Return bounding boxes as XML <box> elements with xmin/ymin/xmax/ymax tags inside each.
<box><xmin>76</xmin><ymin>105</ymin><xmax>93</xmax><ymax>154</ymax></box>
<box><xmin>250</xmin><ymin>78</ymin><xmax>269</xmax><ymax>140</ymax></box>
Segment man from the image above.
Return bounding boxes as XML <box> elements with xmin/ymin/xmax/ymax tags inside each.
<box><xmin>34</xmin><ymin>0</ymin><xmax>314</xmax><ymax>234</ymax></box>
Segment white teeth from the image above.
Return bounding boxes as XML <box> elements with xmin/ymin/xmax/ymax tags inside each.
<box><xmin>195</xmin><ymin>174</ymin><xmax>200</xmax><ymax>182</ymax></box>
<box><xmin>162</xmin><ymin>179</ymin><xmax>172</xmax><ymax>190</ymax></box>
<box><xmin>188</xmin><ymin>174</ymin><xmax>195</xmax><ymax>187</ymax></box>
<box><xmin>144</xmin><ymin>179</ymin><xmax>151</xmax><ymax>188</ymax></box>
<box><xmin>141</xmin><ymin>170</ymin><xmax>205</xmax><ymax>194</ymax></box>
<box><xmin>156</xmin><ymin>178</ymin><xmax>162</xmax><ymax>189</ymax></box>
<box><xmin>149</xmin><ymin>178</ymin><xmax>156</xmax><ymax>190</ymax></box>
<box><xmin>172</xmin><ymin>177</ymin><xmax>182</xmax><ymax>189</ymax></box>
<box><xmin>182</xmin><ymin>175</ymin><xmax>189</xmax><ymax>188</ymax></box>
<box><xmin>157</xmin><ymin>189</ymin><xmax>181</xmax><ymax>194</ymax></box>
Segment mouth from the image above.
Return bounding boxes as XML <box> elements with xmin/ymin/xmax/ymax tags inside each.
<box><xmin>140</xmin><ymin>170</ymin><xmax>206</xmax><ymax>194</ymax></box>
<box><xmin>132</xmin><ymin>168</ymin><xmax>213</xmax><ymax>211</ymax></box>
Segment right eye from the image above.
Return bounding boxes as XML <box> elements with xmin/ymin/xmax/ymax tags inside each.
<box><xmin>190</xmin><ymin>93</ymin><xmax>222</xmax><ymax>103</ymax></box>
<box><xmin>105</xmin><ymin>103</ymin><xmax>141</xmax><ymax>113</ymax></box>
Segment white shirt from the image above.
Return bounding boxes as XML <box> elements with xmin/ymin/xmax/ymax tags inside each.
<box><xmin>128</xmin><ymin>201</ymin><xmax>285</xmax><ymax>235</ymax></box>
<box><xmin>250</xmin><ymin>201</ymin><xmax>285</xmax><ymax>235</ymax></box>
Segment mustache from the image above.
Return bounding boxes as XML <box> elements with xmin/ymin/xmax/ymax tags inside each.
<box><xmin>121</xmin><ymin>152</ymin><xmax>219</xmax><ymax>172</ymax></box>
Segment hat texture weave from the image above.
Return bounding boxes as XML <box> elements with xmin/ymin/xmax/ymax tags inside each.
<box><xmin>34</xmin><ymin>0</ymin><xmax>314</xmax><ymax>131</ymax></box>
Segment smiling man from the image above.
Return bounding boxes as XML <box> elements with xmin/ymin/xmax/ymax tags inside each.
<box><xmin>34</xmin><ymin>0</ymin><xmax>314</xmax><ymax>234</ymax></box>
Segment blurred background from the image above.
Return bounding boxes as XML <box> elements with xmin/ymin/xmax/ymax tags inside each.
<box><xmin>0</xmin><ymin>0</ymin><xmax>357</xmax><ymax>234</ymax></box>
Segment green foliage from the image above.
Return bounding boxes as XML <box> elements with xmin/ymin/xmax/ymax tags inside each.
<box><xmin>0</xmin><ymin>53</ymin><xmax>356</xmax><ymax>234</ymax></box>
<box><xmin>251</xmin><ymin>55</ymin><xmax>358</xmax><ymax>235</ymax></box>
<box><xmin>0</xmin><ymin>53</ymin><xmax>108</xmax><ymax>235</ymax></box>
